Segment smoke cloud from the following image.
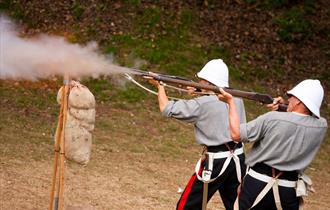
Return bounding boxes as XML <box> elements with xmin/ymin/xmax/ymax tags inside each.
<box><xmin>0</xmin><ymin>16</ymin><xmax>132</xmax><ymax>80</ymax></box>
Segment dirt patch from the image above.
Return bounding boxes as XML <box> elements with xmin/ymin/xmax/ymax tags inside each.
<box><xmin>1</xmin><ymin>106</ymin><xmax>329</xmax><ymax>210</ymax></box>
<box><xmin>1</xmin><ymin>146</ymin><xmax>329</xmax><ymax>209</ymax></box>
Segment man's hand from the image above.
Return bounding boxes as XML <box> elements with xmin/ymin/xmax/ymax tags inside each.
<box><xmin>186</xmin><ymin>86</ymin><xmax>197</xmax><ymax>96</ymax></box>
<box><xmin>266</xmin><ymin>97</ymin><xmax>285</xmax><ymax>111</ymax></box>
<box><xmin>143</xmin><ymin>72</ymin><xmax>161</xmax><ymax>88</ymax></box>
<box><xmin>143</xmin><ymin>72</ymin><xmax>169</xmax><ymax>112</ymax></box>
<box><xmin>146</xmin><ymin>78</ymin><xmax>161</xmax><ymax>88</ymax></box>
<box><xmin>217</xmin><ymin>88</ymin><xmax>233</xmax><ymax>103</ymax></box>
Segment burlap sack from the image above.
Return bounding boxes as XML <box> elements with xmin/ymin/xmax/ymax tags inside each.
<box><xmin>57</xmin><ymin>81</ymin><xmax>95</xmax><ymax>165</ymax></box>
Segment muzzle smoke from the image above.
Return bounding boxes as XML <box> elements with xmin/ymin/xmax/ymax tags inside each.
<box><xmin>0</xmin><ymin>16</ymin><xmax>132</xmax><ymax>80</ymax></box>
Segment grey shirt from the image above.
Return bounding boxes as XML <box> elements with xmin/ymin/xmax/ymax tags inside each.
<box><xmin>162</xmin><ymin>95</ymin><xmax>246</xmax><ymax>146</ymax></box>
<box><xmin>240</xmin><ymin>111</ymin><xmax>328</xmax><ymax>172</ymax></box>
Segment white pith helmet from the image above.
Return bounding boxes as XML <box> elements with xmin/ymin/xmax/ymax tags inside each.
<box><xmin>287</xmin><ymin>79</ymin><xmax>324</xmax><ymax>118</ymax></box>
<box><xmin>196</xmin><ymin>59</ymin><xmax>229</xmax><ymax>87</ymax></box>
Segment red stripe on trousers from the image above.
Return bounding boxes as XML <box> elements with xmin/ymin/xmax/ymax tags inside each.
<box><xmin>178</xmin><ymin>160</ymin><xmax>204</xmax><ymax>210</ymax></box>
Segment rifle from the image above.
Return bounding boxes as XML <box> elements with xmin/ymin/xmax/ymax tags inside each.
<box><xmin>127</xmin><ymin>69</ymin><xmax>288</xmax><ymax>112</ymax></box>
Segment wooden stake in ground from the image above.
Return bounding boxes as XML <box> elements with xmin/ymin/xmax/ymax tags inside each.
<box><xmin>49</xmin><ymin>77</ymin><xmax>70</xmax><ymax>210</ymax></box>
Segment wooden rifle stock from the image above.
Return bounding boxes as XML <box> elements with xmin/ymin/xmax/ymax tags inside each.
<box><xmin>130</xmin><ymin>70</ymin><xmax>288</xmax><ymax>112</ymax></box>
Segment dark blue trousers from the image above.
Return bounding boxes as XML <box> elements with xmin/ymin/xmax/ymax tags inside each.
<box><xmin>176</xmin><ymin>153</ymin><xmax>246</xmax><ymax>210</ymax></box>
<box><xmin>239</xmin><ymin>169</ymin><xmax>300</xmax><ymax>210</ymax></box>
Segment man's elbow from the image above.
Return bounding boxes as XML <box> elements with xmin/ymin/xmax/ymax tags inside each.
<box><xmin>159</xmin><ymin>101</ymin><xmax>169</xmax><ymax>113</ymax></box>
<box><xmin>159</xmin><ymin>104</ymin><xmax>166</xmax><ymax>113</ymax></box>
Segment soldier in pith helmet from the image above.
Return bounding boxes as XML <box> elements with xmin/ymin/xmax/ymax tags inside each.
<box><xmin>149</xmin><ymin>59</ymin><xmax>247</xmax><ymax>210</ymax></box>
<box><xmin>218</xmin><ymin>79</ymin><xmax>328</xmax><ymax>210</ymax></box>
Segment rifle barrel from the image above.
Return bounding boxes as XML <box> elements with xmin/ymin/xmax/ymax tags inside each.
<box><xmin>154</xmin><ymin>75</ymin><xmax>288</xmax><ymax>111</ymax></box>
<box><xmin>154</xmin><ymin>75</ymin><xmax>261</xmax><ymax>99</ymax></box>
<box><xmin>128</xmin><ymin>70</ymin><xmax>288</xmax><ymax>112</ymax></box>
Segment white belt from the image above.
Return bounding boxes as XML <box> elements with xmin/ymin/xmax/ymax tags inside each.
<box><xmin>210</xmin><ymin>147</ymin><xmax>244</xmax><ymax>159</ymax></box>
<box><xmin>248</xmin><ymin>168</ymin><xmax>297</xmax><ymax>188</ymax></box>
<box><xmin>241</xmin><ymin>168</ymin><xmax>297</xmax><ymax>210</ymax></box>
<box><xmin>195</xmin><ymin>147</ymin><xmax>244</xmax><ymax>183</ymax></box>
<box><xmin>234</xmin><ymin>168</ymin><xmax>304</xmax><ymax>210</ymax></box>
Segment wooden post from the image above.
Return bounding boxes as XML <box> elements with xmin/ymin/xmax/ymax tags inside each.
<box><xmin>58</xmin><ymin>76</ymin><xmax>70</xmax><ymax>210</ymax></box>
<box><xmin>49</xmin><ymin>76</ymin><xmax>70</xmax><ymax>210</ymax></box>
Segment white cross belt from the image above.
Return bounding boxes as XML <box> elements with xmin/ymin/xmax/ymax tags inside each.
<box><xmin>195</xmin><ymin>147</ymin><xmax>244</xmax><ymax>183</ymax></box>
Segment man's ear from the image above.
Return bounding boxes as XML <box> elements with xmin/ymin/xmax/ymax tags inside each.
<box><xmin>296</xmin><ymin>100</ymin><xmax>302</xmax><ymax>105</ymax></box>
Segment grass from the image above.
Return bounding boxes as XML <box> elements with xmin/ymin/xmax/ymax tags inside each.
<box><xmin>0</xmin><ymin>80</ymin><xmax>197</xmax><ymax>162</ymax></box>
<box><xmin>0</xmin><ymin>0</ymin><xmax>11</xmax><ymax>11</ymax></box>
<box><xmin>1</xmin><ymin>79</ymin><xmax>328</xmax><ymax>161</ymax></box>
<box><xmin>243</xmin><ymin>0</ymin><xmax>316</xmax><ymax>43</ymax></box>
<box><xmin>71</xmin><ymin>1</ymin><xmax>85</xmax><ymax>20</ymax></box>
<box><xmin>275</xmin><ymin>7</ymin><xmax>313</xmax><ymax>42</ymax></box>
<box><xmin>125</xmin><ymin>0</ymin><xmax>142</xmax><ymax>6</ymax></box>
<box><xmin>103</xmin><ymin>6</ymin><xmax>212</xmax><ymax>77</ymax></box>
<box><xmin>245</xmin><ymin>0</ymin><xmax>316</xmax><ymax>11</ymax></box>
<box><xmin>0</xmin><ymin>0</ymin><xmax>23</xmax><ymax>19</ymax></box>
<box><xmin>0</xmin><ymin>102</ymin><xmax>55</xmax><ymax>161</ymax></box>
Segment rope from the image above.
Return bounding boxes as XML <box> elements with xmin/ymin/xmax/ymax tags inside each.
<box><xmin>124</xmin><ymin>73</ymin><xmax>181</xmax><ymax>100</ymax></box>
<box><xmin>163</xmin><ymin>83</ymin><xmax>216</xmax><ymax>96</ymax></box>
<box><xmin>124</xmin><ymin>73</ymin><xmax>215</xmax><ymax>100</ymax></box>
